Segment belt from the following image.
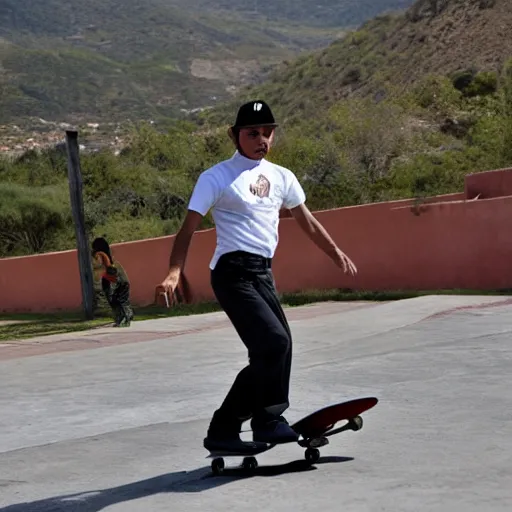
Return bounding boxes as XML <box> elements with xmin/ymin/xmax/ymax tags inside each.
<box><xmin>218</xmin><ymin>251</ymin><xmax>272</xmax><ymax>270</ymax></box>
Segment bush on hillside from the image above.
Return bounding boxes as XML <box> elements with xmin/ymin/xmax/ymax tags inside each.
<box><xmin>0</xmin><ymin>183</ymin><xmax>69</xmax><ymax>256</ymax></box>
<box><xmin>452</xmin><ymin>70</ymin><xmax>498</xmax><ymax>98</ymax></box>
<box><xmin>328</xmin><ymin>98</ymin><xmax>406</xmax><ymax>185</ymax></box>
<box><xmin>413</xmin><ymin>75</ymin><xmax>462</xmax><ymax>117</ymax></box>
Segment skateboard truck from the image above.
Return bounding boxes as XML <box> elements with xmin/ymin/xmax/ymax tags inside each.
<box><xmin>296</xmin><ymin>415</ymin><xmax>364</xmax><ymax>463</ymax></box>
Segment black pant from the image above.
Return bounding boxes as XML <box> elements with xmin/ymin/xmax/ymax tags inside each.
<box><xmin>210</xmin><ymin>250</ymin><xmax>293</xmax><ymax>431</ymax></box>
<box><xmin>102</xmin><ymin>278</ymin><xmax>133</xmax><ymax>325</ymax></box>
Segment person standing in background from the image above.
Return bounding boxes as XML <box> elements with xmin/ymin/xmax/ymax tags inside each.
<box><xmin>92</xmin><ymin>237</ymin><xmax>134</xmax><ymax>327</ymax></box>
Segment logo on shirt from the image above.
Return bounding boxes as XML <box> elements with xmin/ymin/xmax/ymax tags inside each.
<box><xmin>250</xmin><ymin>174</ymin><xmax>270</xmax><ymax>198</ymax></box>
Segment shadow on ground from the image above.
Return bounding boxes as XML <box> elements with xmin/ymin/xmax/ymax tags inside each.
<box><xmin>0</xmin><ymin>457</ymin><xmax>353</xmax><ymax>511</ymax></box>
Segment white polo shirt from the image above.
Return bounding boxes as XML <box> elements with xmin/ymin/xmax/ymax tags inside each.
<box><xmin>188</xmin><ymin>151</ymin><xmax>306</xmax><ymax>269</ymax></box>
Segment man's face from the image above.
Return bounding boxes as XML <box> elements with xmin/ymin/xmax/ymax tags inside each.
<box><xmin>237</xmin><ymin>126</ymin><xmax>275</xmax><ymax>159</ymax></box>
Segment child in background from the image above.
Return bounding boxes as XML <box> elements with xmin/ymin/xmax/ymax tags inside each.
<box><xmin>92</xmin><ymin>237</ymin><xmax>134</xmax><ymax>327</ymax></box>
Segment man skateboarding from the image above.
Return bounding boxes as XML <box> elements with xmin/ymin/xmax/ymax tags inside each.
<box><xmin>159</xmin><ymin>100</ymin><xmax>357</xmax><ymax>453</ymax></box>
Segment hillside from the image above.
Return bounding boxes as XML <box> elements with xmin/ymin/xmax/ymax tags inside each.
<box><xmin>2</xmin><ymin>0</ymin><xmax>512</xmax><ymax>259</ymax></box>
<box><xmin>206</xmin><ymin>0</ymin><xmax>512</xmax><ymax>125</ymax></box>
<box><xmin>0</xmin><ymin>0</ymin><xmax>414</xmax><ymax>125</ymax></box>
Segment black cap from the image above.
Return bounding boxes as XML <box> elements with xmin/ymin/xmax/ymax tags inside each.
<box><xmin>232</xmin><ymin>100</ymin><xmax>278</xmax><ymax>129</ymax></box>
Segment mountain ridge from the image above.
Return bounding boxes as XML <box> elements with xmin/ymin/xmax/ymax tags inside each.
<box><xmin>205</xmin><ymin>0</ymin><xmax>512</xmax><ymax>126</ymax></box>
<box><xmin>0</xmin><ymin>0</ymin><xmax>415</xmax><ymax>124</ymax></box>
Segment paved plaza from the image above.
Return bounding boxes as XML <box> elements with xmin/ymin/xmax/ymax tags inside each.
<box><xmin>1</xmin><ymin>295</ymin><xmax>511</xmax><ymax>511</ymax></box>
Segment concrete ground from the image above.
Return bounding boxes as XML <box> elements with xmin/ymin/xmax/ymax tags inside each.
<box><xmin>0</xmin><ymin>295</ymin><xmax>511</xmax><ymax>511</ymax></box>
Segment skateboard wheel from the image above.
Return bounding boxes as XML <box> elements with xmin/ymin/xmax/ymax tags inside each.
<box><xmin>242</xmin><ymin>456</ymin><xmax>258</xmax><ymax>471</ymax></box>
<box><xmin>211</xmin><ymin>457</ymin><xmax>225</xmax><ymax>475</ymax></box>
<box><xmin>305</xmin><ymin>448</ymin><xmax>320</xmax><ymax>464</ymax></box>
<box><xmin>348</xmin><ymin>416</ymin><xmax>363</xmax><ymax>431</ymax></box>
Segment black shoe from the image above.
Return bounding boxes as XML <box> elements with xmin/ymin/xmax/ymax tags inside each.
<box><xmin>203</xmin><ymin>436</ymin><xmax>268</xmax><ymax>454</ymax></box>
<box><xmin>251</xmin><ymin>416</ymin><xmax>299</xmax><ymax>444</ymax></box>
<box><xmin>205</xmin><ymin>408</ymin><xmax>271</xmax><ymax>453</ymax></box>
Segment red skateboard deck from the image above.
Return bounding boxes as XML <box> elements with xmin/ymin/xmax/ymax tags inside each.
<box><xmin>207</xmin><ymin>396</ymin><xmax>378</xmax><ymax>475</ymax></box>
<box><xmin>291</xmin><ymin>396</ymin><xmax>378</xmax><ymax>439</ymax></box>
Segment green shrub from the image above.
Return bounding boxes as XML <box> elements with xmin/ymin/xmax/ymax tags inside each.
<box><xmin>454</xmin><ymin>70</ymin><xmax>499</xmax><ymax>98</ymax></box>
<box><xmin>413</xmin><ymin>75</ymin><xmax>462</xmax><ymax>116</ymax></box>
<box><xmin>0</xmin><ymin>183</ymin><xmax>69</xmax><ymax>256</ymax></box>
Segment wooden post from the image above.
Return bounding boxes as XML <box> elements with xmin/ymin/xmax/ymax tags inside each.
<box><xmin>65</xmin><ymin>131</ymin><xmax>94</xmax><ymax>320</ymax></box>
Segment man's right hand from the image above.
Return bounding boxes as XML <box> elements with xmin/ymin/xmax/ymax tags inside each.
<box><xmin>160</xmin><ymin>268</ymin><xmax>180</xmax><ymax>295</ymax></box>
<box><xmin>158</xmin><ymin>209</ymin><xmax>203</xmax><ymax>297</ymax></box>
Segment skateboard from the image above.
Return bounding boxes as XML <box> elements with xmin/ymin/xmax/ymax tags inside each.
<box><xmin>206</xmin><ymin>396</ymin><xmax>378</xmax><ymax>475</ymax></box>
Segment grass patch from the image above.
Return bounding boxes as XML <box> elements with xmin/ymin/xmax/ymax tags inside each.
<box><xmin>0</xmin><ymin>317</ymin><xmax>111</xmax><ymax>341</ymax></box>
<box><xmin>279</xmin><ymin>288</ymin><xmax>512</xmax><ymax>306</ymax></box>
<box><xmin>0</xmin><ymin>302</ymin><xmax>222</xmax><ymax>342</ymax></box>
<box><xmin>1</xmin><ymin>288</ymin><xmax>511</xmax><ymax>343</ymax></box>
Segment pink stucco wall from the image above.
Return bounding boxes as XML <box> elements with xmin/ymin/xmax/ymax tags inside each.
<box><xmin>1</xmin><ymin>169</ymin><xmax>511</xmax><ymax>313</ymax></box>
<box><xmin>465</xmin><ymin>167</ymin><xmax>512</xmax><ymax>199</ymax></box>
